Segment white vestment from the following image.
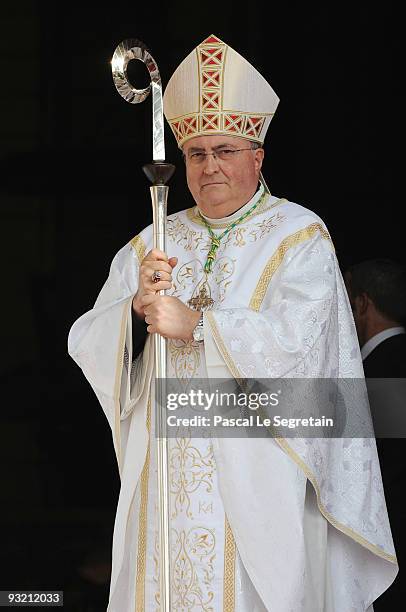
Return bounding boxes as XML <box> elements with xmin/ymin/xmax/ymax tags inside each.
<box><xmin>68</xmin><ymin>186</ymin><xmax>398</xmax><ymax>611</ymax></box>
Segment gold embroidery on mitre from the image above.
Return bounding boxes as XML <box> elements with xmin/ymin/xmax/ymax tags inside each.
<box><xmin>167</xmin><ymin>34</ymin><xmax>275</xmax><ymax>147</ymax></box>
<box><xmin>199</xmin><ymin>35</ymin><xmax>225</xmax><ymax>140</ymax></box>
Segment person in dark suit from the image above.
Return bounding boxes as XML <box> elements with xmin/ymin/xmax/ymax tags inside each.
<box><xmin>345</xmin><ymin>258</ymin><xmax>406</xmax><ymax>377</ymax></box>
<box><xmin>345</xmin><ymin>258</ymin><xmax>406</xmax><ymax>609</ymax></box>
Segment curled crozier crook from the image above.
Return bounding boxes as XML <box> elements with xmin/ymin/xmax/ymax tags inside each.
<box><xmin>111</xmin><ymin>37</ymin><xmax>174</xmax><ymax>611</ymax></box>
<box><xmin>111</xmin><ymin>38</ymin><xmax>165</xmax><ymax>162</ymax></box>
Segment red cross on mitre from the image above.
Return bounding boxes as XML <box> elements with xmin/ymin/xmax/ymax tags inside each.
<box><xmin>201</xmin><ymin>113</ymin><xmax>220</xmax><ymax>130</ymax></box>
<box><xmin>200</xmin><ymin>48</ymin><xmax>224</xmax><ymax>67</ymax></box>
<box><xmin>171</xmin><ymin>120</ymin><xmax>183</xmax><ymax>140</ymax></box>
<box><xmin>202</xmin><ymin>91</ymin><xmax>220</xmax><ymax>110</ymax></box>
<box><xmin>201</xmin><ymin>35</ymin><xmax>224</xmax><ymax>45</ymax></box>
<box><xmin>223</xmin><ymin>114</ymin><xmax>245</xmax><ymax>134</ymax></box>
<box><xmin>245</xmin><ymin>116</ymin><xmax>265</xmax><ymax>138</ymax></box>
<box><xmin>202</xmin><ymin>70</ymin><xmax>221</xmax><ymax>87</ymax></box>
<box><xmin>182</xmin><ymin>115</ymin><xmax>198</xmax><ymax>136</ymax></box>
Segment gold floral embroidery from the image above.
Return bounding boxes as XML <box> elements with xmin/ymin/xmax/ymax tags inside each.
<box><xmin>186</xmin><ymin>195</ymin><xmax>286</xmax><ymax>229</ymax></box>
<box><xmin>167</xmin><ymin>217</ymin><xmax>209</xmax><ymax>252</ymax></box>
<box><xmin>170</xmin><ymin>436</ymin><xmax>214</xmax><ymax>519</ymax></box>
<box><xmin>248</xmin><ymin>211</ymin><xmax>286</xmax><ymax>241</ymax></box>
<box><xmin>168</xmin><ymin>255</ymin><xmax>236</xmax><ymax>380</ymax></box>
<box><xmin>226</xmin><ymin>226</ymin><xmax>246</xmax><ymax>247</ymax></box>
<box><xmin>171</xmin><ymin>260</ymin><xmax>209</xmax><ymax>298</ymax></box>
<box><xmin>172</xmin><ymin>259</ymin><xmax>234</xmax><ymax>308</ymax></box>
<box><xmin>171</xmin><ymin>527</ymin><xmax>216</xmax><ymax>611</ymax></box>
<box><xmin>169</xmin><ymin>339</ymin><xmax>202</xmax><ymax>380</ymax></box>
<box><xmin>212</xmin><ymin>258</ymin><xmax>235</xmax><ymax>299</ymax></box>
<box><xmin>171</xmin><ymin>203</ymin><xmax>287</xmax><ymax>256</ymax></box>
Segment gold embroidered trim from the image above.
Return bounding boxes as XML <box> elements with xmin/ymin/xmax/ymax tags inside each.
<box><xmin>274</xmin><ymin>437</ymin><xmax>397</xmax><ymax>564</ymax></box>
<box><xmin>135</xmin><ymin>396</ymin><xmax>152</xmax><ymax>611</ymax></box>
<box><xmin>249</xmin><ymin>223</ymin><xmax>333</xmax><ymax>311</ymax></box>
<box><xmin>168</xmin><ymin>109</ymin><xmax>275</xmax><ymax>122</ymax></box>
<box><xmin>169</xmin><ymin>112</ymin><xmax>273</xmax><ymax>147</ymax></box>
<box><xmin>208</xmin><ymin>309</ymin><xmax>397</xmax><ymax>563</ymax></box>
<box><xmin>206</xmin><ymin>312</ymin><xmax>242</xmax><ymax>384</ymax></box>
<box><xmin>112</xmin><ymin>298</ymin><xmax>131</xmax><ymax>474</ymax></box>
<box><xmin>186</xmin><ymin>196</ymin><xmax>287</xmax><ymax>229</ymax></box>
<box><xmin>206</xmin><ymin>227</ymin><xmax>398</xmax><ymax>565</ymax></box>
<box><xmin>130</xmin><ymin>234</ymin><xmax>147</xmax><ymax>264</ymax></box>
<box><xmin>223</xmin><ymin>516</ymin><xmax>236</xmax><ymax>612</ymax></box>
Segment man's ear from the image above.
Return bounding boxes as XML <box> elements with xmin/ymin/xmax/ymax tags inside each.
<box><xmin>354</xmin><ymin>292</ymin><xmax>370</xmax><ymax>316</ymax></box>
<box><xmin>254</xmin><ymin>148</ymin><xmax>264</xmax><ymax>173</ymax></box>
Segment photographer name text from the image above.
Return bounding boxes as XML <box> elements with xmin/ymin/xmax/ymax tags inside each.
<box><xmin>167</xmin><ymin>414</ymin><xmax>334</xmax><ymax>429</ymax></box>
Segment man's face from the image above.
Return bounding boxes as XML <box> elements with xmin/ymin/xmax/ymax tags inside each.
<box><xmin>182</xmin><ymin>134</ymin><xmax>264</xmax><ymax>218</ymax></box>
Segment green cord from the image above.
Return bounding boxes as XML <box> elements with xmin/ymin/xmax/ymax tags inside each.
<box><xmin>199</xmin><ymin>191</ymin><xmax>267</xmax><ymax>273</ymax></box>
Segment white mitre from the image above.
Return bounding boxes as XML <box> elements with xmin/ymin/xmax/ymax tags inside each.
<box><xmin>163</xmin><ymin>34</ymin><xmax>279</xmax><ymax>147</ymax></box>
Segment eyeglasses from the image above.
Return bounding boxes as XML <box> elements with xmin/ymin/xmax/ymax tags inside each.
<box><xmin>184</xmin><ymin>147</ymin><xmax>258</xmax><ymax>165</ymax></box>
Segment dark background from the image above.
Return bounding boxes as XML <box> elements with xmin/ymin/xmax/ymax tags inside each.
<box><xmin>0</xmin><ymin>1</ymin><xmax>402</xmax><ymax>610</ymax></box>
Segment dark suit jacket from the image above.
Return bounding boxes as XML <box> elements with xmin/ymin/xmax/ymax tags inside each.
<box><xmin>363</xmin><ymin>332</ymin><xmax>406</xmax><ymax>377</ymax></box>
<box><xmin>364</xmin><ymin>333</ymin><xmax>406</xmax><ymax>609</ymax></box>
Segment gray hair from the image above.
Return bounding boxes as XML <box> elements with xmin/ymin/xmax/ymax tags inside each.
<box><xmin>249</xmin><ymin>141</ymin><xmax>263</xmax><ymax>150</ymax></box>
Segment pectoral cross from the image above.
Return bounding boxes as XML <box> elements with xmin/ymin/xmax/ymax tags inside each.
<box><xmin>187</xmin><ymin>284</ymin><xmax>214</xmax><ymax>311</ymax></box>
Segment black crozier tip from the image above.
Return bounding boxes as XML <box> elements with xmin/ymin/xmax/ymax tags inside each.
<box><xmin>142</xmin><ymin>162</ymin><xmax>176</xmax><ymax>186</ymax></box>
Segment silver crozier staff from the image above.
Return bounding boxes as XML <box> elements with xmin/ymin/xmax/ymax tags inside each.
<box><xmin>111</xmin><ymin>39</ymin><xmax>175</xmax><ymax>612</ymax></box>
